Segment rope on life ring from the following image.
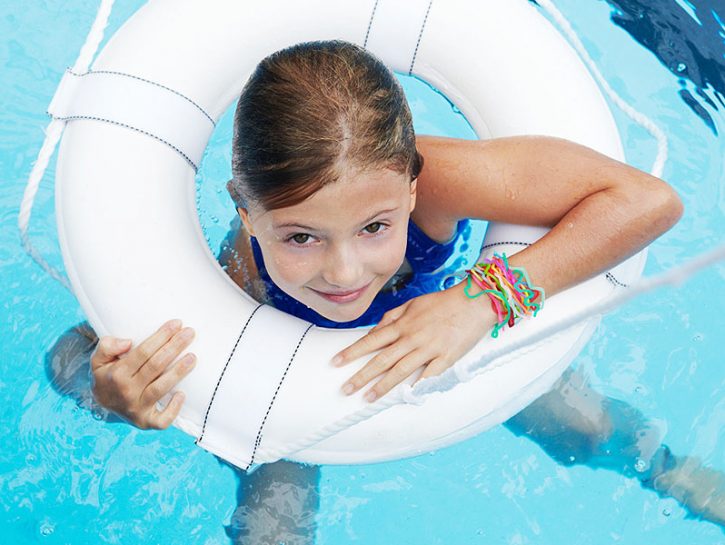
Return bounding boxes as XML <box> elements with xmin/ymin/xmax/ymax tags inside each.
<box><xmin>265</xmin><ymin>241</ymin><xmax>725</xmax><ymax>463</ymax></box>
<box><xmin>18</xmin><ymin>0</ymin><xmax>116</xmax><ymax>293</ymax></box>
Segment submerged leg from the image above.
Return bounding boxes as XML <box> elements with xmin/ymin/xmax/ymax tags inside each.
<box><xmin>224</xmin><ymin>459</ymin><xmax>321</xmax><ymax>545</ymax></box>
<box><xmin>504</xmin><ymin>366</ymin><xmax>725</xmax><ymax>528</ymax></box>
<box><xmin>640</xmin><ymin>448</ymin><xmax>725</xmax><ymax>527</ymax></box>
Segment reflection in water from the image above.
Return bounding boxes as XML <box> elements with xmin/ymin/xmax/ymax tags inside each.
<box><xmin>604</xmin><ymin>0</ymin><xmax>724</xmax><ymax>133</ymax></box>
<box><xmin>531</xmin><ymin>0</ymin><xmax>724</xmax><ymax>132</ymax></box>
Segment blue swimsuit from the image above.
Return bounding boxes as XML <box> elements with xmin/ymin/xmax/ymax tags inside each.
<box><xmin>247</xmin><ymin>218</ymin><xmax>470</xmax><ymax>328</ymax></box>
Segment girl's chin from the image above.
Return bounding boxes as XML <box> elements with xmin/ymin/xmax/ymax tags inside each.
<box><xmin>312</xmin><ymin>302</ymin><xmax>369</xmax><ymax>323</ymax></box>
<box><xmin>304</xmin><ymin>293</ymin><xmax>375</xmax><ymax>323</ymax></box>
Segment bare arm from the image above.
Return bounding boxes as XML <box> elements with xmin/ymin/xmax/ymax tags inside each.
<box><xmin>333</xmin><ymin>135</ymin><xmax>684</xmax><ymax>403</ymax></box>
<box><xmin>415</xmin><ymin>134</ymin><xmax>684</xmax><ymax>296</ymax></box>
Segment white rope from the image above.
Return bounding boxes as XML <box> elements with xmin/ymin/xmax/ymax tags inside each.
<box><xmin>18</xmin><ymin>0</ymin><xmax>116</xmax><ymax>294</ymax></box>
<box><xmin>267</xmin><ymin>242</ymin><xmax>725</xmax><ymax>462</ymax></box>
<box><xmin>536</xmin><ymin>0</ymin><xmax>669</xmax><ymax>178</ymax></box>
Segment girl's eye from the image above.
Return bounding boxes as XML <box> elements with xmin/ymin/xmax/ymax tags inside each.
<box><xmin>289</xmin><ymin>233</ymin><xmax>313</xmax><ymax>245</ymax></box>
<box><xmin>363</xmin><ymin>222</ymin><xmax>385</xmax><ymax>234</ymax></box>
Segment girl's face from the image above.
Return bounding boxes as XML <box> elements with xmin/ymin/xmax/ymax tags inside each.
<box><xmin>239</xmin><ymin>167</ymin><xmax>417</xmax><ymax>322</ymax></box>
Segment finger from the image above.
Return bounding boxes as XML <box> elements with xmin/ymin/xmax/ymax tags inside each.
<box><xmin>146</xmin><ymin>391</ymin><xmax>187</xmax><ymax>430</ymax></box>
<box><xmin>363</xmin><ymin>349</ymin><xmax>432</xmax><ymax>402</ymax></box>
<box><xmin>140</xmin><ymin>352</ymin><xmax>197</xmax><ymax>408</ymax></box>
<box><xmin>123</xmin><ymin>319</ymin><xmax>183</xmax><ymax>375</ymax></box>
<box><xmin>371</xmin><ymin>303</ymin><xmax>409</xmax><ymax>331</ymax></box>
<box><xmin>341</xmin><ymin>342</ymin><xmax>417</xmax><ymax>395</ymax></box>
<box><xmin>92</xmin><ymin>336</ymin><xmax>132</xmax><ymax>369</ymax></box>
<box><xmin>133</xmin><ymin>326</ymin><xmax>196</xmax><ymax>385</ymax></box>
<box><xmin>414</xmin><ymin>357</ymin><xmax>451</xmax><ymax>384</ymax></box>
<box><xmin>332</xmin><ymin>325</ymin><xmax>400</xmax><ymax>366</ymax></box>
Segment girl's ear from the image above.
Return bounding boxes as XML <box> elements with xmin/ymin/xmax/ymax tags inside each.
<box><xmin>237</xmin><ymin>207</ymin><xmax>255</xmax><ymax>237</ymax></box>
<box><xmin>409</xmin><ymin>178</ymin><xmax>418</xmax><ymax>213</ymax></box>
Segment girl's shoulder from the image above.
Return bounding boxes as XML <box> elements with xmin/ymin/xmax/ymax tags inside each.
<box><xmin>217</xmin><ymin>216</ymin><xmax>269</xmax><ymax>303</ymax></box>
<box><xmin>409</xmin><ymin>208</ymin><xmax>460</xmax><ymax>244</ymax></box>
<box><xmin>413</xmin><ymin>134</ymin><xmax>468</xmax><ymax>242</ymax></box>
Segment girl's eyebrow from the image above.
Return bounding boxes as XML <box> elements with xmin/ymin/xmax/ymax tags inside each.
<box><xmin>273</xmin><ymin>207</ymin><xmax>400</xmax><ymax>231</ymax></box>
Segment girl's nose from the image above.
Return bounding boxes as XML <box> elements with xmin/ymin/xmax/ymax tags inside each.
<box><xmin>321</xmin><ymin>244</ymin><xmax>364</xmax><ymax>288</ymax></box>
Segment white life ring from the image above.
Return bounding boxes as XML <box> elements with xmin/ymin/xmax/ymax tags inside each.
<box><xmin>49</xmin><ymin>0</ymin><xmax>645</xmax><ymax>470</ymax></box>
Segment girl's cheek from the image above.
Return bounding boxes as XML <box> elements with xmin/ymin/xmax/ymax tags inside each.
<box><xmin>371</xmin><ymin>232</ymin><xmax>407</xmax><ymax>274</ymax></box>
<box><xmin>270</xmin><ymin>250</ymin><xmax>318</xmax><ymax>287</ymax></box>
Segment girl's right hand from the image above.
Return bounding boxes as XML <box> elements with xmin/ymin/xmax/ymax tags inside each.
<box><xmin>90</xmin><ymin>319</ymin><xmax>197</xmax><ymax>430</ymax></box>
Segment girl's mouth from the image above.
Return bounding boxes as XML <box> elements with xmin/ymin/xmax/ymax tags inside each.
<box><xmin>310</xmin><ymin>282</ymin><xmax>371</xmax><ymax>303</ymax></box>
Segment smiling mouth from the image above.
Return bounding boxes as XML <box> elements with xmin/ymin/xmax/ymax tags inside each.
<box><xmin>309</xmin><ymin>282</ymin><xmax>371</xmax><ymax>303</ymax></box>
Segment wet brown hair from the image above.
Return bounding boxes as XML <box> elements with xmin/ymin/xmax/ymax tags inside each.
<box><xmin>227</xmin><ymin>39</ymin><xmax>423</xmax><ymax>211</ymax></box>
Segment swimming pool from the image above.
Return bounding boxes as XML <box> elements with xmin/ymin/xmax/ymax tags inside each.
<box><xmin>2</xmin><ymin>0</ymin><xmax>724</xmax><ymax>543</ymax></box>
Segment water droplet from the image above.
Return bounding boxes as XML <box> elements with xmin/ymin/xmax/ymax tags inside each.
<box><xmin>693</xmin><ymin>333</ymin><xmax>704</xmax><ymax>341</ymax></box>
<box><xmin>569</xmin><ymin>455</ymin><xmax>576</xmax><ymax>463</ymax></box>
<box><xmin>39</xmin><ymin>521</ymin><xmax>54</xmax><ymax>536</ymax></box>
<box><xmin>635</xmin><ymin>385</ymin><xmax>643</xmax><ymax>393</ymax></box>
<box><xmin>211</xmin><ymin>215</ymin><xmax>219</xmax><ymax>224</ymax></box>
<box><xmin>677</xmin><ymin>63</ymin><xmax>686</xmax><ymax>72</ymax></box>
<box><xmin>634</xmin><ymin>458</ymin><xmax>648</xmax><ymax>473</ymax></box>
<box><xmin>92</xmin><ymin>411</ymin><xmax>103</xmax><ymax>421</ymax></box>
<box><xmin>451</xmin><ymin>105</ymin><xmax>462</xmax><ymax>114</ymax></box>
<box><xmin>663</xmin><ymin>508</ymin><xmax>671</xmax><ymax>517</ymax></box>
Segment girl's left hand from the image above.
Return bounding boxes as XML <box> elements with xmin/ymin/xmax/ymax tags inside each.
<box><xmin>332</xmin><ymin>283</ymin><xmax>497</xmax><ymax>402</ymax></box>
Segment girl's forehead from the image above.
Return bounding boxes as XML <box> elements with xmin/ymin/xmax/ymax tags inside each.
<box><xmin>254</xmin><ymin>169</ymin><xmax>413</xmax><ymax>229</ymax></box>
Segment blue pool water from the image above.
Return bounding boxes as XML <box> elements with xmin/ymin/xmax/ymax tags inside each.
<box><xmin>2</xmin><ymin>1</ymin><xmax>724</xmax><ymax>543</ymax></box>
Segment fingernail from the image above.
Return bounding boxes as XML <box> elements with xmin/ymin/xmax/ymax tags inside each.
<box><xmin>364</xmin><ymin>390</ymin><xmax>377</xmax><ymax>402</ymax></box>
<box><xmin>166</xmin><ymin>319</ymin><xmax>182</xmax><ymax>330</ymax></box>
<box><xmin>342</xmin><ymin>383</ymin><xmax>354</xmax><ymax>395</ymax></box>
<box><xmin>179</xmin><ymin>327</ymin><xmax>195</xmax><ymax>341</ymax></box>
<box><xmin>331</xmin><ymin>355</ymin><xmax>343</xmax><ymax>366</ymax></box>
<box><xmin>181</xmin><ymin>353</ymin><xmax>196</xmax><ymax>368</ymax></box>
<box><xmin>116</xmin><ymin>338</ymin><xmax>131</xmax><ymax>346</ymax></box>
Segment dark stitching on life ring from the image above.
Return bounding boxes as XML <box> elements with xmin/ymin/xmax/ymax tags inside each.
<box><xmin>409</xmin><ymin>0</ymin><xmax>434</xmax><ymax>75</ymax></box>
<box><xmin>196</xmin><ymin>304</ymin><xmax>264</xmax><ymax>445</ymax></box>
<box><xmin>606</xmin><ymin>272</ymin><xmax>629</xmax><ymax>288</ymax></box>
<box><xmin>481</xmin><ymin>241</ymin><xmax>630</xmax><ymax>288</ymax></box>
<box><xmin>67</xmin><ymin>69</ymin><xmax>215</xmax><ymax>127</ymax></box>
<box><xmin>480</xmin><ymin>241</ymin><xmax>532</xmax><ymax>252</ymax></box>
<box><xmin>48</xmin><ymin>114</ymin><xmax>198</xmax><ymax>171</ymax></box>
<box><xmin>246</xmin><ymin>323</ymin><xmax>315</xmax><ymax>470</ymax></box>
<box><xmin>363</xmin><ymin>0</ymin><xmax>380</xmax><ymax>49</ymax></box>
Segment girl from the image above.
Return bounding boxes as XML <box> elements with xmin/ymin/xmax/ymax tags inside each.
<box><xmin>76</xmin><ymin>40</ymin><xmax>725</xmax><ymax>543</ymax></box>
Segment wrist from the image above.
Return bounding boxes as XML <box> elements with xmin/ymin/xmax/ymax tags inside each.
<box><xmin>448</xmin><ymin>280</ymin><xmax>499</xmax><ymax>331</ymax></box>
<box><xmin>458</xmin><ymin>253</ymin><xmax>545</xmax><ymax>338</ymax></box>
